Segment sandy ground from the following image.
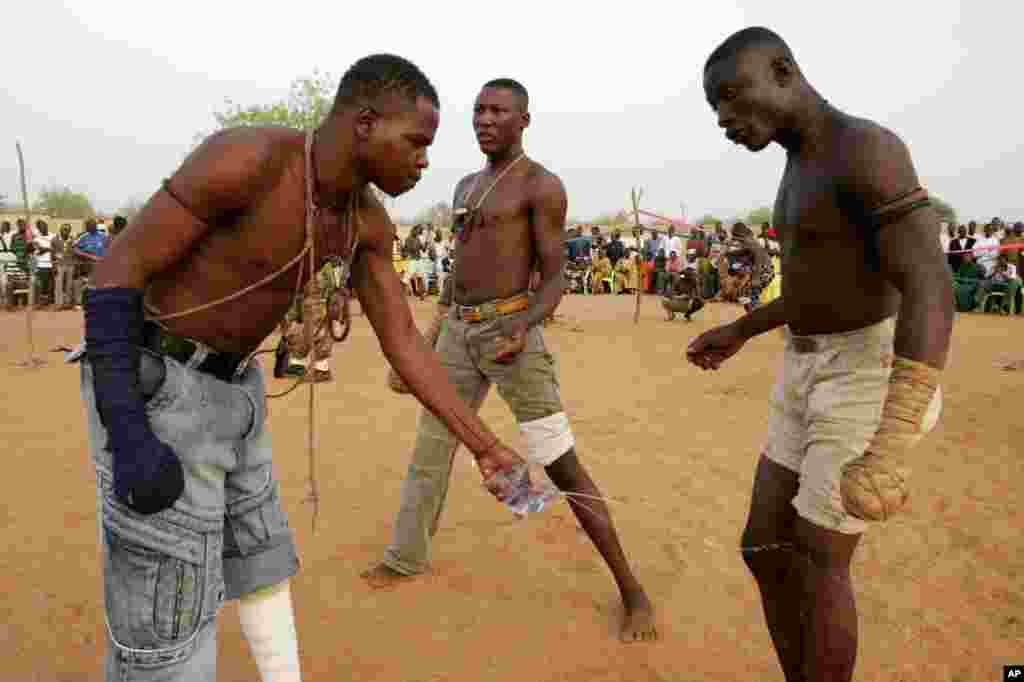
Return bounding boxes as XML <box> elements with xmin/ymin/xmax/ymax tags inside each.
<box><xmin>0</xmin><ymin>295</ymin><xmax>1021</xmax><ymax>682</ymax></box>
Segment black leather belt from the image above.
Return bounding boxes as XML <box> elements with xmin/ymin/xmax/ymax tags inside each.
<box><xmin>142</xmin><ymin>321</ymin><xmax>247</xmax><ymax>382</ymax></box>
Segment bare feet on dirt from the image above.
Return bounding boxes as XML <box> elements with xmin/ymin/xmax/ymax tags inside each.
<box><xmin>359</xmin><ymin>563</ymin><xmax>418</xmax><ymax>590</ymax></box>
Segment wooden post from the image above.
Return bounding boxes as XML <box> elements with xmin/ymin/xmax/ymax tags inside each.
<box><xmin>15</xmin><ymin>142</ymin><xmax>42</xmax><ymax>368</ymax></box>
<box><xmin>630</xmin><ymin>187</ymin><xmax>644</xmax><ymax>324</ymax></box>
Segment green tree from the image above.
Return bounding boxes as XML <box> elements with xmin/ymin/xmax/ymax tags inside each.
<box><xmin>930</xmin><ymin>195</ymin><xmax>956</xmax><ymax>225</ymax></box>
<box><xmin>592</xmin><ymin>210</ymin><xmax>629</xmax><ymax>227</ymax></box>
<box><xmin>201</xmin><ymin>70</ymin><xmax>399</xmax><ymax>210</ymax></box>
<box><xmin>206</xmin><ymin>70</ymin><xmax>336</xmax><ymax>134</ymax></box>
<box><xmin>413</xmin><ymin>201</ymin><xmax>452</xmax><ymax>227</ymax></box>
<box><xmin>695</xmin><ymin>213</ymin><xmax>722</xmax><ymax>227</ymax></box>
<box><xmin>34</xmin><ymin>184</ymin><xmax>95</xmax><ymax>219</ymax></box>
<box><xmin>747</xmin><ymin>206</ymin><xmax>772</xmax><ymax>225</ymax></box>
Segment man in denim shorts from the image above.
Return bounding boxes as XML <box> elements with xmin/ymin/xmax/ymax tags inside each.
<box><xmin>74</xmin><ymin>54</ymin><xmax>529</xmax><ymax>682</ymax></box>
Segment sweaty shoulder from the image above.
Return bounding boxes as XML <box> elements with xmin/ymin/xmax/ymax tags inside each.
<box><xmin>525</xmin><ymin>160</ymin><xmax>566</xmax><ymax>204</ymax></box>
<box><xmin>169</xmin><ymin>127</ymin><xmax>288</xmax><ymax>221</ymax></box>
<box><xmin>357</xmin><ymin>187</ymin><xmax>397</xmax><ymax>251</ymax></box>
<box><xmin>833</xmin><ymin>117</ymin><xmax>920</xmax><ymax>214</ymax></box>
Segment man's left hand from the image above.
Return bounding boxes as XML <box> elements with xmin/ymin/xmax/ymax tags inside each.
<box><xmin>494</xmin><ymin>318</ymin><xmax>529</xmax><ymax>363</ymax></box>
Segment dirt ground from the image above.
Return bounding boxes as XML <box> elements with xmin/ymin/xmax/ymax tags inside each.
<box><xmin>1</xmin><ymin>295</ymin><xmax>1021</xmax><ymax>682</ymax></box>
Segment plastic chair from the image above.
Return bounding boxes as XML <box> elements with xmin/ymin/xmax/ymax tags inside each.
<box><xmin>979</xmin><ymin>290</ymin><xmax>1005</xmax><ymax>314</ymax></box>
<box><xmin>602</xmin><ymin>273</ymin><xmax>616</xmax><ymax>295</ymax></box>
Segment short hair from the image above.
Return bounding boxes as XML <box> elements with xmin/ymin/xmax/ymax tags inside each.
<box><xmin>732</xmin><ymin>222</ymin><xmax>752</xmax><ymax>237</ymax></box>
<box><xmin>705</xmin><ymin>27</ymin><xmax>795</xmax><ymax>72</ymax></box>
<box><xmin>333</xmin><ymin>54</ymin><xmax>439</xmax><ymax>112</ymax></box>
<box><xmin>113</xmin><ymin>215</ymin><xmax>127</xmax><ymax>229</ymax></box>
<box><xmin>482</xmin><ymin>78</ymin><xmax>529</xmax><ymax>111</ymax></box>
<box><xmin>1</xmin><ymin>221</ymin><xmax>9</xmax><ymax>229</ymax></box>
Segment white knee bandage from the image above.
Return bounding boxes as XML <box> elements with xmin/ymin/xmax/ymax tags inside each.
<box><xmin>520</xmin><ymin>412</ymin><xmax>575</xmax><ymax>467</ymax></box>
<box><xmin>238</xmin><ymin>581</ymin><xmax>301</xmax><ymax>682</ymax></box>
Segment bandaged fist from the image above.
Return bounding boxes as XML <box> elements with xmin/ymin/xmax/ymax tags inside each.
<box><xmin>113</xmin><ymin>437</ymin><xmax>185</xmax><ymax>515</ymax></box>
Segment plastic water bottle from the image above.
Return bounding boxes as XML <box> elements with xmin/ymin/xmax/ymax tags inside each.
<box><xmin>487</xmin><ymin>463</ymin><xmax>561</xmax><ymax>518</ymax></box>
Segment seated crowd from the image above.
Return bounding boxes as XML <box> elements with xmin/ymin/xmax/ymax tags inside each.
<box><xmin>563</xmin><ymin>221</ymin><xmax>781</xmax><ymax>313</ymax></box>
<box><xmin>945</xmin><ymin>219</ymin><xmax>1024</xmax><ymax>315</ymax></box>
<box><xmin>0</xmin><ymin>216</ymin><xmax>122</xmax><ymax>309</ymax></box>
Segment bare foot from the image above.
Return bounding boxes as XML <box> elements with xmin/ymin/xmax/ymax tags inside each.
<box><xmin>620</xmin><ymin>590</ymin><xmax>658</xmax><ymax>643</ymax></box>
<box><xmin>359</xmin><ymin>563</ymin><xmax>418</xmax><ymax>590</ymax></box>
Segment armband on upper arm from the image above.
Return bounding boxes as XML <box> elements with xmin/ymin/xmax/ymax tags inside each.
<box><xmin>868</xmin><ymin>187</ymin><xmax>931</xmax><ymax>228</ymax></box>
<box><xmin>161</xmin><ymin>178</ymin><xmax>207</xmax><ymax>224</ymax></box>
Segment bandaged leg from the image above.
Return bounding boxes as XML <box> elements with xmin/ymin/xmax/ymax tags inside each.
<box><xmin>840</xmin><ymin>357</ymin><xmax>942</xmax><ymax>521</ymax></box>
<box><xmin>238</xmin><ymin>580</ymin><xmax>301</xmax><ymax>682</ymax></box>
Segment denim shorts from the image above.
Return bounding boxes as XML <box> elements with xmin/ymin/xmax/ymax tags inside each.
<box><xmin>78</xmin><ymin>349</ymin><xmax>299</xmax><ymax>681</ymax></box>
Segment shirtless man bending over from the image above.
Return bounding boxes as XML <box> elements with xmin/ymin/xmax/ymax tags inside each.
<box><xmin>76</xmin><ymin>54</ymin><xmax>526</xmax><ymax>682</ymax></box>
<box><xmin>688</xmin><ymin>28</ymin><xmax>953</xmax><ymax>681</ymax></box>
<box><xmin>365</xmin><ymin>78</ymin><xmax>656</xmax><ymax>642</ymax></box>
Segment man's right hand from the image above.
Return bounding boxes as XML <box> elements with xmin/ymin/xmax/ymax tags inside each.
<box><xmin>686</xmin><ymin>322</ymin><xmax>749</xmax><ymax>370</ymax></box>
<box><xmin>476</xmin><ymin>442</ymin><xmax>530</xmax><ymax>501</ymax></box>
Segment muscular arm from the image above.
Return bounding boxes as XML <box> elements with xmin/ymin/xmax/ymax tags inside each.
<box><xmin>522</xmin><ymin>171</ymin><xmax>568</xmax><ymax>329</ymax></box>
<box><xmin>733</xmin><ymin>296</ymin><xmax>788</xmax><ymax>338</ymax></box>
<box><xmin>93</xmin><ymin>128</ymin><xmax>276</xmax><ymax>289</ymax></box>
<box><xmin>842</xmin><ymin>126</ymin><xmax>954</xmax><ymax>369</ymax></box>
<box><xmin>352</xmin><ymin>195</ymin><xmax>500</xmax><ymax>457</ymax></box>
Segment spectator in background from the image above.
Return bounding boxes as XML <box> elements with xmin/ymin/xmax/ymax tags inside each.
<box><xmin>613</xmin><ymin>247</ymin><xmax>639</xmax><ymax>293</ymax></box>
<box><xmin>0</xmin><ymin>221</ymin><xmax>12</xmax><ymax>306</ymax></box>
<box><xmin>666</xmin><ymin>249</ymin><xmax>683</xmax><ymax>292</ymax></box>
<box><xmin>16</xmin><ymin>218</ymin><xmax>33</xmax><ymax>241</ymax></box>
<box><xmin>948</xmin><ymin>225</ymin><xmax>975</xmax><ymax>273</ymax></box>
<box><xmin>590</xmin><ymin>246</ymin><xmax>613</xmax><ymax>293</ymax></box>
<box><xmin>973</xmin><ymin>223</ymin><xmax>1002</xmax><ymax>276</ymax></box>
<box><xmin>940</xmin><ymin>223</ymin><xmax>955</xmax><ymax>264</ymax></box>
<box><xmin>606</xmin><ymin>229</ymin><xmax>626</xmax><ymax>267</ymax></box>
<box><xmin>658</xmin><ymin>225</ymin><xmax>683</xmax><ymax>262</ymax></box>
<box><xmin>566</xmin><ymin>227</ymin><xmax>591</xmax><ymax>261</ymax></box>
<box><xmin>758</xmin><ymin>222</ymin><xmax>780</xmax><ymax>255</ymax></box>
<box><xmin>715</xmin><ymin>225</ymin><xmax>729</xmax><ymax>245</ymax></box>
<box><xmin>642</xmin><ymin>229</ymin><xmax>659</xmax><ymax>262</ymax></box>
<box><xmin>976</xmin><ymin>254</ymin><xmax>1021</xmax><ymax>314</ymax></box>
<box><xmin>0</xmin><ymin>221</ymin><xmax>11</xmax><ymax>253</ymax></box>
<box><xmin>11</xmin><ymin>220</ymin><xmax>32</xmax><ymax>272</ymax></box>
<box><xmin>731</xmin><ymin>223</ymin><xmax>775</xmax><ymax>312</ymax></box>
<box><xmin>953</xmin><ymin>252</ymin><xmax>986</xmax><ymax>312</ymax></box>
<box><xmin>109</xmin><ymin>215</ymin><xmax>128</xmax><ymax>241</ymax></box>
<box><xmin>989</xmin><ymin>217</ymin><xmax>1005</xmax><ymax>240</ymax></box>
<box><xmin>51</xmin><ymin>223</ymin><xmax>76</xmax><ymax>309</ymax></box>
<box><xmin>1001</xmin><ymin>222</ymin><xmax>1024</xmax><ymax>275</ymax></box>
<box><xmin>699</xmin><ymin>243</ymin><xmax>721</xmax><ymax>299</ymax></box>
<box><xmin>653</xmin><ymin>248</ymin><xmax>669</xmax><ymax>295</ymax></box>
<box><xmin>403</xmin><ymin>223</ymin><xmax>427</xmax><ymax>300</ymax></box>
<box><xmin>589</xmin><ymin>225</ymin><xmax>605</xmax><ymax>258</ymax></box>
<box><xmin>32</xmin><ymin>221</ymin><xmax>54</xmax><ymax>304</ymax></box>
<box><xmin>434</xmin><ymin>229</ymin><xmax>450</xmax><ymax>295</ymax></box>
<box><xmin>71</xmin><ymin>218</ymin><xmax>108</xmax><ymax>307</ymax></box>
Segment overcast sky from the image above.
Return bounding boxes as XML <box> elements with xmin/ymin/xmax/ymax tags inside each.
<box><xmin>1</xmin><ymin>1</ymin><xmax>1018</xmax><ymax>225</ymax></box>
